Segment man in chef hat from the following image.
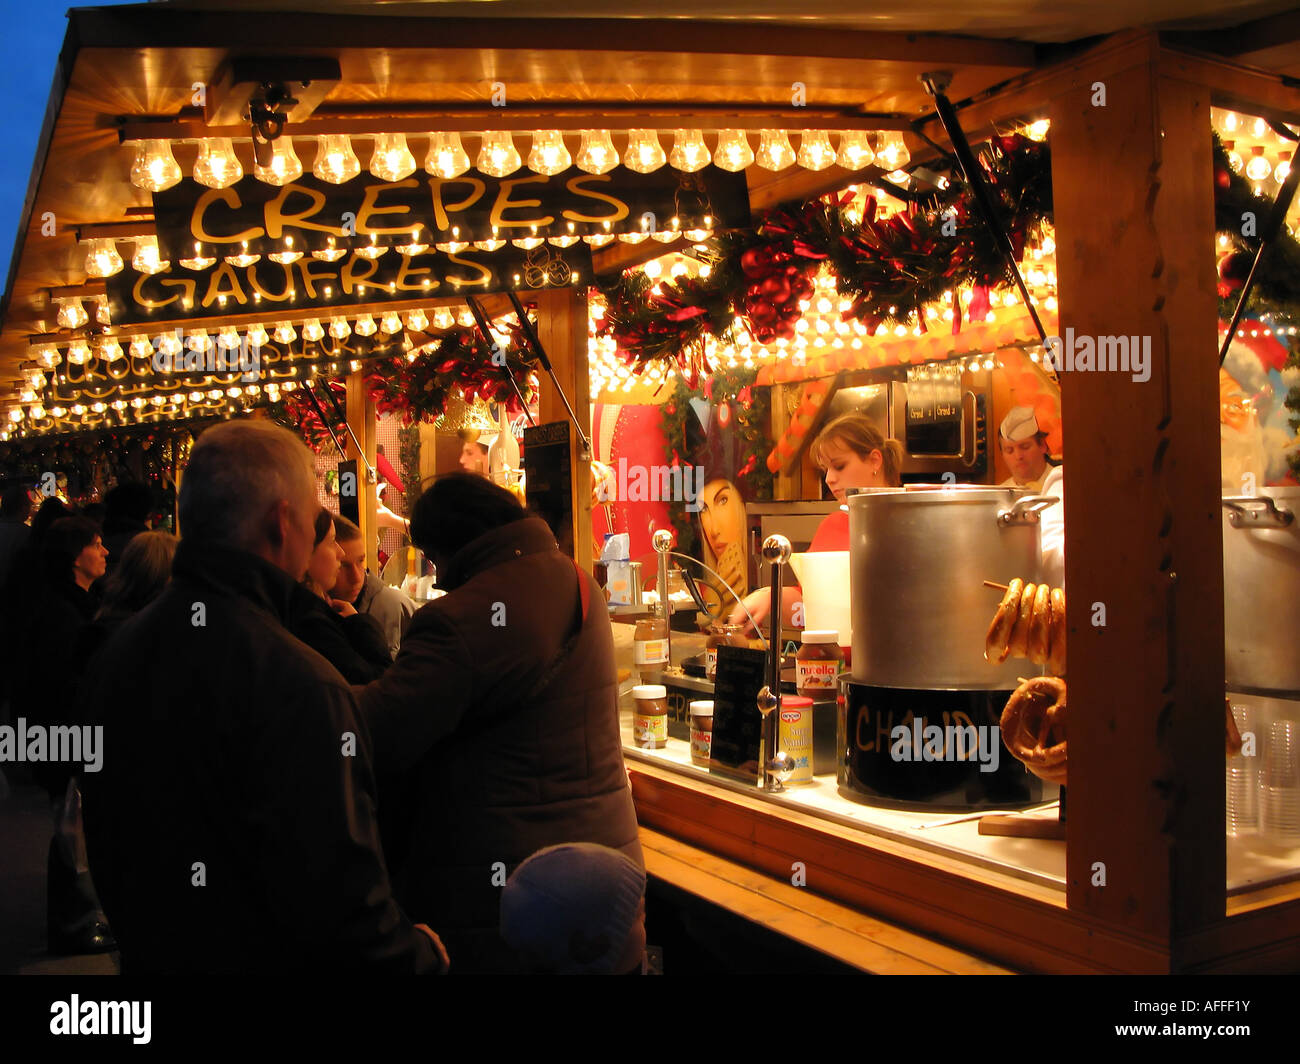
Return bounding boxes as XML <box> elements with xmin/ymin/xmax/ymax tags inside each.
<box><xmin>997</xmin><ymin>406</ymin><xmax>1054</xmax><ymax>491</ymax></box>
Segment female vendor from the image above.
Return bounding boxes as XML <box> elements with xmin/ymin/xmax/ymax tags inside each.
<box><xmin>729</xmin><ymin>412</ymin><xmax>902</xmax><ymax>634</ymax></box>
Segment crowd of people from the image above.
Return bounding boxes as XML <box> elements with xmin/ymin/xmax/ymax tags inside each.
<box><xmin>0</xmin><ymin>420</ymin><xmax>648</xmax><ymax>975</ymax></box>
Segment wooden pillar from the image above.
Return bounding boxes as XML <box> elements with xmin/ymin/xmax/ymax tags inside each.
<box><xmin>1049</xmin><ymin>34</ymin><xmax>1224</xmax><ymax>967</ymax></box>
<box><xmin>534</xmin><ymin>287</ymin><xmax>592</xmax><ymax>571</ymax></box>
<box><xmin>345</xmin><ymin>371</ymin><xmax>379</xmax><ymax>573</ymax></box>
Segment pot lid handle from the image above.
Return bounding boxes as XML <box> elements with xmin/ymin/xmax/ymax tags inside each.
<box><xmin>1222</xmin><ymin>495</ymin><xmax>1295</xmax><ymax>529</ymax></box>
<box><xmin>997</xmin><ymin>495</ymin><xmax>1060</xmax><ymax>527</ymax></box>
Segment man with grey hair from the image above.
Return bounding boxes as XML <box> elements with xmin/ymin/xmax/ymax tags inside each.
<box><xmin>82</xmin><ymin>420</ymin><xmax>448</xmax><ymax>973</ymax></box>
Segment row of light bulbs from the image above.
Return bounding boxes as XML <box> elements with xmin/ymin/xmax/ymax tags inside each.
<box><xmin>129</xmin><ymin>128</ymin><xmax>911</xmax><ymax>191</ymax></box>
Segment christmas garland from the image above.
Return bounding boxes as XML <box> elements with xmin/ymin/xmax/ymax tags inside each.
<box><xmin>270</xmin><ymin>326</ymin><xmax>539</xmax><ymax>450</ymax></box>
<box><xmin>598</xmin><ymin>133</ymin><xmax>1052</xmax><ymax>377</ymax></box>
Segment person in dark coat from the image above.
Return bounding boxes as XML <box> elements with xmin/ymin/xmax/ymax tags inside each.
<box><xmin>100</xmin><ymin>481</ymin><xmax>154</xmax><ymax>571</ymax></box>
<box><xmin>73</xmin><ymin>529</ymin><xmax>177</xmax><ymax>668</ymax></box>
<box><xmin>286</xmin><ymin>508</ymin><xmax>392</xmax><ymax>684</ymax></box>
<box><xmin>81</xmin><ymin>420</ymin><xmax>447</xmax><ymax>974</ymax></box>
<box><xmin>357</xmin><ymin>473</ymin><xmax>643</xmax><ymax>973</ymax></box>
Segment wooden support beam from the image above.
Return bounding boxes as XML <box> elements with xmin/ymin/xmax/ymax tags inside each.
<box><xmin>533</xmin><ymin>287</ymin><xmax>592</xmax><ymax>570</ymax></box>
<box><xmin>1048</xmin><ymin>36</ymin><xmax>1225</xmax><ymax>960</ymax></box>
<box><xmin>345</xmin><ymin>370</ymin><xmax>379</xmax><ymax>574</ymax></box>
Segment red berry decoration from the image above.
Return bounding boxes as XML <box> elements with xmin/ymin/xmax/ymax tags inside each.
<box><xmin>1217</xmin><ymin>249</ymin><xmax>1253</xmax><ymax>291</ymax></box>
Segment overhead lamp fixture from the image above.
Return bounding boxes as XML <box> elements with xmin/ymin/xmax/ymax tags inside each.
<box><xmin>84</xmin><ymin>238</ymin><xmax>124</xmax><ymax>279</ymax></box>
<box><xmin>312</xmin><ymin>243</ymin><xmax>347</xmax><ymax>262</ymax></box>
<box><xmin>370</xmin><ymin>133</ymin><xmax>417</xmax><ymax>182</ymax></box>
<box><xmin>875</xmin><ymin>131</ymin><xmax>910</xmax><ymax>171</ymax></box>
<box><xmin>669</xmin><ymin>129</ymin><xmax>710</xmax><ymax>173</ymax></box>
<box><xmin>404</xmin><ymin>308</ymin><xmax>429</xmax><ymax>331</ymax></box>
<box><xmin>253</xmin><ymin>137</ymin><xmax>303</xmax><ymax>186</ymax></box>
<box><xmin>624</xmin><ymin>129</ymin><xmax>666</xmax><ymax>173</ymax></box>
<box><xmin>130</xmin><ymin>139</ymin><xmax>183</xmax><ymax>192</ymax></box>
<box><xmin>713</xmin><ymin>129</ymin><xmax>753</xmax><ymax>172</ymax></box>
<box><xmin>129</xmin><ymin>335</ymin><xmax>153</xmax><ymax>359</ymax></box>
<box><xmin>797</xmin><ymin>130</ymin><xmax>837</xmax><ymax>171</ymax></box>
<box><xmin>55</xmin><ymin>298</ymin><xmax>89</xmax><ymax>330</ymax></box>
<box><xmin>425</xmin><ymin>132</ymin><xmax>471</xmax><ymax>178</ymax></box>
<box><xmin>527</xmin><ymin>130</ymin><xmax>572</xmax><ymax>176</ymax></box>
<box><xmin>835</xmin><ymin>130</ymin><xmax>876</xmax><ymax>170</ymax></box>
<box><xmin>354</xmin><ymin>314</ymin><xmax>377</xmax><ymax>337</ymax></box>
<box><xmin>755</xmin><ymin>129</ymin><xmax>796</xmax><ymax>171</ymax></box>
<box><xmin>66</xmin><ymin>340</ymin><xmax>92</xmax><ymax>365</ymax></box>
<box><xmin>194</xmin><ymin>138</ymin><xmax>244</xmax><ymax>189</ymax></box>
<box><xmin>301</xmin><ymin>318</ymin><xmax>325</xmax><ymax>342</ymax></box>
<box><xmin>273</xmin><ymin>321</ymin><xmax>297</xmax><ymax>343</ymax></box>
<box><xmin>329</xmin><ymin>316</ymin><xmax>351</xmax><ymax>339</ymax></box>
<box><xmin>575</xmin><ymin>130</ymin><xmax>618</xmax><ymax>175</ymax></box>
<box><xmin>380</xmin><ymin>311</ymin><xmax>402</xmax><ymax>334</ymax></box>
<box><xmin>132</xmin><ymin>237</ymin><xmax>169</xmax><ymax>275</ymax></box>
<box><xmin>477</xmin><ymin>132</ymin><xmax>521</xmax><ymax>177</ymax></box>
<box><xmin>314</xmin><ymin>134</ymin><xmax>361</xmax><ymax>184</ymax></box>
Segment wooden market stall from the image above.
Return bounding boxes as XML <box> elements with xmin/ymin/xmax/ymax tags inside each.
<box><xmin>3</xmin><ymin>3</ymin><xmax>1300</xmax><ymax>973</ymax></box>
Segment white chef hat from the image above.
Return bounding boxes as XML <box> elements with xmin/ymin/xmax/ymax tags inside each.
<box><xmin>1000</xmin><ymin>406</ymin><xmax>1041</xmax><ymax>442</ymax></box>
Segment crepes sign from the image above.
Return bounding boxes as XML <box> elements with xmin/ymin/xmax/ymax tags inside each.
<box><xmin>150</xmin><ymin>166</ymin><xmax>749</xmax><ymax>259</ymax></box>
<box><xmin>104</xmin><ymin>242</ymin><xmax>593</xmax><ymax>327</ymax></box>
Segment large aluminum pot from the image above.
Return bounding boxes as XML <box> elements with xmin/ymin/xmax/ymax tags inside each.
<box><xmin>848</xmin><ymin>485</ymin><xmax>1056</xmax><ymax>689</ymax></box>
<box><xmin>1222</xmin><ymin>488</ymin><xmax>1300</xmax><ymax>695</ymax></box>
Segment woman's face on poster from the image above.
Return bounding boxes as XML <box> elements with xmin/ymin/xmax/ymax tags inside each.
<box><xmin>698</xmin><ymin>479</ymin><xmax>744</xmax><ymax>559</ymax></box>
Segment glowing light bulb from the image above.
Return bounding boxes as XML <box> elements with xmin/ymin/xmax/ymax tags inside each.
<box><xmin>354</xmin><ymin>314</ymin><xmax>377</xmax><ymax>337</ymax></box>
<box><xmin>876</xmin><ymin>131</ymin><xmax>910</xmax><ymax>171</ymax></box>
<box><xmin>836</xmin><ymin>130</ymin><xmax>875</xmax><ymax>170</ymax></box>
<box><xmin>329</xmin><ymin>316</ymin><xmax>351</xmax><ymax>339</ymax></box>
<box><xmin>94</xmin><ymin>297</ymin><xmax>111</xmax><ymax>325</ymax></box>
<box><xmin>193</xmin><ymin>138</ymin><xmax>243</xmax><ymax>189</ymax></box>
<box><xmin>56</xmin><ymin>299</ymin><xmax>88</xmax><ymax>330</ymax></box>
<box><xmin>313</xmin><ymin>134</ymin><xmax>361</xmax><ymax>184</ymax></box>
<box><xmin>301</xmin><ymin>318</ymin><xmax>325</xmax><ymax>342</ymax></box>
<box><xmin>253</xmin><ymin>138</ymin><xmax>303</xmax><ymax>186</ymax></box>
<box><xmin>130</xmin><ymin>140</ymin><xmax>182</xmax><ymax>192</ymax></box>
<box><xmin>83</xmin><ymin>238</ymin><xmax>123</xmax><ymax>278</ymax></box>
<box><xmin>1276</xmin><ymin>152</ymin><xmax>1292</xmax><ymax>184</ymax></box>
<box><xmin>66</xmin><ymin>340</ymin><xmax>91</xmax><ymax>364</ymax></box>
<box><xmin>576</xmin><ymin>130</ymin><xmax>618</xmax><ymax>175</ymax></box>
<box><xmin>273</xmin><ymin>322</ymin><xmax>297</xmax><ymax>343</ymax></box>
<box><xmin>98</xmin><ymin>338</ymin><xmax>124</xmax><ymax>362</ymax></box>
<box><xmin>713</xmin><ymin>129</ymin><xmax>753</xmax><ymax>172</ymax></box>
<box><xmin>528</xmin><ymin>130</ymin><xmax>572</xmax><ymax>176</ymax></box>
<box><xmin>669</xmin><ymin>129</ymin><xmax>710</xmax><ymax>173</ymax></box>
<box><xmin>218</xmin><ymin>327</ymin><xmax>240</xmax><ymax>349</ymax></box>
<box><xmin>1224</xmin><ymin>140</ymin><xmax>1243</xmax><ymax>173</ymax></box>
<box><xmin>246</xmin><ymin>324</ymin><xmax>269</xmax><ymax>346</ymax></box>
<box><xmin>624</xmin><ymin>129</ymin><xmax>666</xmax><ymax>173</ymax></box>
<box><xmin>132</xmin><ymin>237</ymin><xmax>168</xmax><ymax>275</ymax></box>
<box><xmin>797</xmin><ymin>130</ymin><xmax>836</xmax><ymax>171</ymax></box>
<box><xmin>404</xmin><ymin>308</ymin><xmax>429</xmax><ymax>331</ymax></box>
<box><xmin>225</xmin><ymin>243</ymin><xmax>260</xmax><ymax>268</ymax></box>
<box><xmin>369</xmin><ymin>133</ymin><xmax>416</xmax><ymax>182</ymax></box>
<box><xmin>755</xmin><ymin>129</ymin><xmax>796</xmax><ymax>171</ymax></box>
<box><xmin>1222</xmin><ymin>111</ymin><xmax>1239</xmax><ymax>132</ymax></box>
<box><xmin>188</xmin><ymin>329</ymin><xmax>212</xmax><ymax>353</ymax></box>
<box><xmin>1246</xmin><ymin>146</ymin><xmax>1273</xmax><ymax>182</ymax></box>
<box><xmin>1026</xmin><ymin>119</ymin><xmax>1050</xmax><ymax>142</ymax></box>
<box><xmin>269</xmin><ymin>249</ymin><xmax>302</xmax><ymax>264</ymax></box>
<box><xmin>425</xmin><ymin>132</ymin><xmax>471</xmax><ymax>178</ymax></box>
<box><xmin>156</xmin><ymin>332</ymin><xmax>181</xmax><ymax>358</ymax></box>
<box><xmin>129</xmin><ymin>334</ymin><xmax>153</xmax><ymax>358</ymax></box>
<box><xmin>477</xmin><ymin>132</ymin><xmax>521</xmax><ymax>177</ymax></box>
<box><xmin>313</xmin><ymin>243</ymin><xmax>347</xmax><ymax>262</ymax></box>
<box><xmin>380</xmin><ymin>312</ymin><xmax>402</xmax><ymax>334</ymax></box>
<box><xmin>34</xmin><ymin>345</ymin><xmax>60</xmax><ymax>370</ymax></box>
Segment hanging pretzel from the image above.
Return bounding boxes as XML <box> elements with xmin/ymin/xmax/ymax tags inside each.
<box><xmin>1000</xmin><ymin>676</ymin><xmax>1069</xmax><ymax>785</ymax></box>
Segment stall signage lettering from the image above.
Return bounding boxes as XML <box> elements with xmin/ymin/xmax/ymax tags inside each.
<box><xmin>151</xmin><ymin>167</ymin><xmax>750</xmax><ymax>259</ymax></box>
<box><xmin>103</xmin><ymin>243</ymin><xmax>592</xmax><ymax>327</ymax></box>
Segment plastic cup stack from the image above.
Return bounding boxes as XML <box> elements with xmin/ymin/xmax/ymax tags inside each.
<box><xmin>1259</xmin><ymin>720</ymin><xmax>1300</xmax><ymax>844</ymax></box>
<box><xmin>1225</xmin><ymin>702</ymin><xmax>1258</xmax><ymax>837</ymax></box>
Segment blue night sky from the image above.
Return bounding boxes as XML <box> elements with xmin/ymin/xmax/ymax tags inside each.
<box><xmin>0</xmin><ymin>1</ymin><xmax>141</xmax><ymax>298</ymax></box>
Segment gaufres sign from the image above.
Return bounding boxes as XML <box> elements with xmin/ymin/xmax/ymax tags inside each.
<box><xmin>151</xmin><ymin>166</ymin><xmax>749</xmax><ymax>259</ymax></box>
<box><xmin>104</xmin><ymin>242</ymin><xmax>593</xmax><ymax>326</ymax></box>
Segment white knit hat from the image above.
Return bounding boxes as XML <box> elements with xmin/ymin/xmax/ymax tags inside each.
<box><xmin>499</xmin><ymin>843</ymin><xmax>647</xmax><ymax>974</ymax></box>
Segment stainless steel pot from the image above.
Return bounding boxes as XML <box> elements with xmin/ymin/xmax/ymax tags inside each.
<box><xmin>1222</xmin><ymin>488</ymin><xmax>1300</xmax><ymax>695</ymax></box>
<box><xmin>848</xmin><ymin>486</ymin><xmax>1056</xmax><ymax>689</ymax></box>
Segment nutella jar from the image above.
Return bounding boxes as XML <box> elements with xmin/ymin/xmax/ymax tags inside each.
<box><xmin>689</xmin><ymin>700</ymin><xmax>714</xmax><ymax>766</ymax></box>
<box><xmin>796</xmin><ymin>630</ymin><xmax>843</xmax><ymax>699</ymax></box>
<box><xmin>632</xmin><ymin>684</ymin><xmax>669</xmax><ymax>749</ymax></box>
<box><xmin>633</xmin><ymin>605</ymin><xmax>669</xmax><ymax>681</ymax></box>
<box><xmin>705</xmin><ymin>623</ymin><xmax>747</xmax><ymax>680</ymax></box>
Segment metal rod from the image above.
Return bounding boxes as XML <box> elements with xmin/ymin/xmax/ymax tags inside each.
<box><xmin>759</xmin><ymin>535</ymin><xmax>791</xmax><ymax>792</ymax></box>
<box><xmin>652</xmin><ymin>529</ymin><xmax>674</xmax><ymax>673</ymax></box>
<box><xmin>465</xmin><ymin>294</ymin><xmax>537</xmax><ymax>428</ymax></box>
<box><xmin>506</xmin><ymin>289</ymin><xmax>593</xmax><ymax>459</ymax></box>
<box><xmin>300</xmin><ymin>380</ymin><xmax>347</xmax><ymax>458</ymax></box>
<box><xmin>920</xmin><ymin>73</ymin><xmax>1048</xmax><ymax>344</ymax></box>
<box><xmin>1219</xmin><ymin>152</ymin><xmax>1300</xmax><ymax>366</ymax></box>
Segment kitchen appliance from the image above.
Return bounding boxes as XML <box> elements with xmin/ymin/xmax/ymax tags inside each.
<box><xmin>823</xmin><ymin>361</ymin><xmax>991</xmax><ymax>481</ymax></box>
<box><xmin>838</xmin><ymin>484</ymin><xmax>1058</xmax><ymax>810</ymax></box>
